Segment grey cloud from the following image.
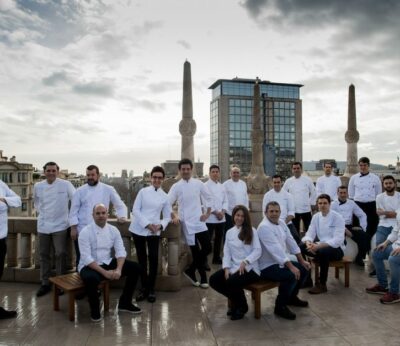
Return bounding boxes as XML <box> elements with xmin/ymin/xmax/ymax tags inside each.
<box><xmin>240</xmin><ymin>0</ymin><xmax>268</xmax><ymax>18</ymax></box>
<box><xmin>148</xmin><ymin>81</ymin><xmax>180</xmax><ymax>93</ymax></box>
<box><xmin>177</xmin><ymin>40</ymin><xmax>191</xmax><ymax>49</ymax></box>
<box><xmin>72</xmin><ymin>81</ymin><xmax>114</xmax><ymax>97</ymax></box>
<box><xmin>42</xmin><ymin>71</ymin><xmax>69</xmax><ymax>86</ymax></box>
<box><xmin>133</xmin><ymin>20</ymin><xmax>163</xmax><ymax>36</ymax></box>
<box><xmin>134</xmin><ymin>99</ymin><xmax>166</xmax><ymax>112</ymax></box>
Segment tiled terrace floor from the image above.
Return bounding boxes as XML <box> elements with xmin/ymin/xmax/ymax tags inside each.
<box><xmin>0</xmin><ymin>264</ymin><xmax>399</xmax><ymax>346</ymax></box>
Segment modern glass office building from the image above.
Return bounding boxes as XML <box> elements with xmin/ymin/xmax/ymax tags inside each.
<box><xmin>209</xmin><ymin>78</ymin><xmax>303</xmax><ymax>181</ymax></box>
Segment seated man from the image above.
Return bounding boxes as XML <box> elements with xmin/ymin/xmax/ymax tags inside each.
<box><xmin>258</xmin><ymin>201</ymin><xmax>310</xmax><ymax>320</ymax></box>
<box><xmin>78</xmin><ymin>204</ymin><xmax>142</xmax><ymax>322</ymax></box>
<box><xmin>331</xmin><ymin>186</ymin><xmax>368</xmax><ymax>266</ymax></box>
<box><xmin>301</xmin><ymin>194</ymin><xmax>345</xmax><ymax>294</ymax></box>
<box><xmin>366</xmin><ymin>224</ymin><xmax>400</xmax><ymax>304</ymax></box>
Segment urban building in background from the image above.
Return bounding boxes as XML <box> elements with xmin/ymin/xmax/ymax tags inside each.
<box><xmin>209</xmin><ymin>78</ymin><xmax>303</xmax><ymax>181</ymax></box>
<box><xmin>0</xmin><ymin>150</ymin><xmax>34</xmax><ymax>216</ymax></box>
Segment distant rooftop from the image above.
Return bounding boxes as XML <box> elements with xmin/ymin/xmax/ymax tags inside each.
<box><xmin>208</xmin><ymin>77</ymin><xmax>303</xmax><ymax>90</ymax></box>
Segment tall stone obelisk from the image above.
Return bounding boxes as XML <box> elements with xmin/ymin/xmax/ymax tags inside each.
<box><xmin>344</xmin><ymin>84</ymin><xmax>359</xmax><ymax>177</ymax></box>
<box><xmin>179</xmin><ymin>60</ymin><xmax>197</xmax><ymax>176</ymax></box>
<box><xmin>247</xmin><ymin>79</ymin><xmax>270</xmax><ymax>225</ymax></box>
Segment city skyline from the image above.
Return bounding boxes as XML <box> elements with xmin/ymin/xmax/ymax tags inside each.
<box><xmin>0</xmin><ymin>0</ymin><xmax>399</xmax><ymax>175</ymax></box>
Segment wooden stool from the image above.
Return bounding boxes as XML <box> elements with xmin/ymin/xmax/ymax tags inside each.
<box><xmin>312</xmin><ymin>256</ymin><xmax>352</xmax><ymax>288</ymax></box>
<box><xmin>228</xmin><ymin>280</ymin><xmax>279</xmax><ymax>319</ymax></box>
<box><xmin>49</xmin><ymin>272</ymin><xmax>110</xmax><ymax>321</ymax></box>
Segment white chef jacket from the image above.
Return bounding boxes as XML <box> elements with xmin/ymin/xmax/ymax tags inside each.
<box><xmin>387</xmin><ymin>216</ymin><xmax>400</xmax><ymax>250</ymax></box>
<box><xmin>69</xmin><ymin>182</ymin><xmax>127</xmax><ymax>233</ymax></box>
<box><xmin>262</xmin><ymin>189</ymin><xmax>295</xmax><ymax>224</ymax></box>
<box><xmin>376</xmin><ymin>192</ymin><xmax>400</xmax><ymax>227</ymax></box>
<box><xmin>129</xmin><ymin>186</ymin><xmax>172</xmax><ymax>236</ymax></box>
<box><xmin>34</xmin><ymin>178</ymin><xmax>75</xmax><ymax>234</ymax></box>
<box><xmin>283</xmin><ymin>175</ymin><xmax>316</xmax><ymax>213</ymax></box>
<box><xmin>168</xmin><ymin>178</ymin><xmax>212</xmax><ymax>245</ymax></box>
<box><xmin>0</xmin><ymin>180</ymin><xmax>22</xmax><ymax>239</ymax></box>
<box><xmin>257</xmin><ymin>218</ymin><xmax>300</xmax><ymax>270</ymax></box>
<box><xmin>204</xmin><ymin>179</ymin><xmax>228</xmax><ymax>224</ymax></box>
<box><xmin>78</xmin><ymin>222</ymin><xmax>126</xmax><ymax>272</ymax></box>
<box><xmin>348</xmin><ymin>172</ymin><xmax>382</xmax><ymax>203</ymax></box>
<box><xmin>316</xmin><ymin>174</ymin><xmax>341</xmax><ymax>201</ymax></box>
<box><xmin>302</xmin><ymin>210</ymin><xmax>346</xmax><ymax>251</ymax></box>
<box><xmin>222</xmin><ymin>179</ymin><xmax>249</xmax><ymax>215</ymax></box>
<box><xmin>223</xmin><ymin>226</ymin><xmax>261</xmax><ymax>275</ymax></box>
<box><xmin>331</xmin><ymin>199</ymin><xmax>367</xmax><ymax>231</ymax></box>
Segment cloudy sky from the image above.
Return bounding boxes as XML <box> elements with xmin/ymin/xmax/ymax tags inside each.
<box><xmin>0</xmin><ymin>0</ymin><xmax>399</xmax><ymax>175</ymax></box>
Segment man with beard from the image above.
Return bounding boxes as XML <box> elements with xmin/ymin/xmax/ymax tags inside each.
<box><xmin>69</xmin><ymin>165</ymin><xmax>127</xmax><ymax>267</ymax></box>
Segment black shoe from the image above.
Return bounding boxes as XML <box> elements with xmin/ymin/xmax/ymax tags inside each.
<box><xmin>204</xmin><ymin>263</ymin><xmax>211</xmax><ymax>271</ymax></box>
<box><xmin>369</xmin><ymin>270</ymin><xmax>377</xmax><ymax>277</ymax></box>
<box><xmin>212</xmin><ymin>258</ymin><xmax>222</xmax><ymax>265</ymax></box>
<box><xmin>274</xmin><ymin>306</ymin><xmax>296</xmax><ymax>320</ymax></box>
<box><xmin>90</xmin><ymin>310</ymin><xmax>102</xmax><ymax>322</ymax></box>
<box><xmin>230</xmin><ymin>309</ymin><xmax>245</xmax><ymax>321</ymax></box>
<box><xmin>183</xmin><ymin>269</ymin><xmax>200</xmax><ymax>287</ymax></box>
<box><xmin>118</xmin><ymin>302</ymin><xmax>142</xmax><ymax>314</ymax></box>
<box><xmin>0</xmin><ymin>307</ymin><xmax>17</xmax><ymax>320</ymax></box>
<box><xmin>136</xmin><ymin>290</ymin><xmax>148</xmax><ymax>302</ymax></box>
<box><xmin>147</xmin><ymin>291</ymin><xmax>156</xmax><ymax>303</ymax></box>
<box><xmin>355</xmin><ymin>258</ymin><xmax>365</xmax><ymax>267</ymax></box>
<box><xmin>288</xmin><ymin>296</ymin><xmax>309</xmax><ymax>307</ymax></box>
<box><xmin>226</xmin><ymin>308</ymin><xmax>232</xmax><ymax>316</ymax></box>
<box><xmin>36</xmin><ymin>285</ymin><xmax>51</xmax><ymax>297</ymax></box>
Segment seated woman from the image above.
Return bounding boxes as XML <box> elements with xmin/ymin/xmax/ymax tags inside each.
<box><xmin>129</xmin><ymin>166</ymin><xmax>172</xmax><ymax>303</ymax></box>
<box><xmin>209</xmin><ymin>205</ymin><xmax>261</xmax><ymax>321</ymax></box>
<box><xmin>301</xmin><ymin>194</ymin><xmax>345</xmax><ymax>294</ymax></box>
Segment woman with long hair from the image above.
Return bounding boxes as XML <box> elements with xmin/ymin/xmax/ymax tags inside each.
<box><xmin>209</xmin><ymin>205</ymin><xmax>261</xmax><ymax>320</ymax></box>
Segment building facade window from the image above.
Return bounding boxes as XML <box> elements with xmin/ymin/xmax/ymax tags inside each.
<box><xmin>18</xmin><ymin>172</ymin><xmax>28</xmax><ymax>183</ymax></box>
<box><xmin>0</xmin><ymin>172</ymin><xmax>13</xmax><ymax>183</ymax></box>
<box><xmin>21</xmin><ymin>202</ymin><xmax>27</xmax><ymax>211</ymax></box>
<box><xmin>210</xmin><ymin>100</ymin><xmax>219</xmax><ymax>164</ymax></box>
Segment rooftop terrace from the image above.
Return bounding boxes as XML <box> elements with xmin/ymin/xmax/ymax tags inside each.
<box><xmin>1</xmin><ymin>264</ymin><xmax>398</xmax><ymax>346</ymax></box>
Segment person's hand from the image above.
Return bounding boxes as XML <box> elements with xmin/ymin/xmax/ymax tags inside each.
<box><xmin>376</xmin><ymin>208</ymin><xmax>385</xmax><ymax>216</ymax></box>
<box><xmin>390</xmin><ymin>248</ymin><xmax>400</xmax><ymax>256</ymax></box>
<box><xmin>375</xmin><ymin>243</ymin><xmax>388</xmax><ymax>252</ymax></box>
<box><xmin>171</xmin><ymin>216</ymin><xmax>180</xmax><ymax>225</ymax></box>
<box><xmin>0</xmin><ymin>197</ymin><xmax>6</xmax><ymax>203</ymax></box>
<box><xmin>345</xmin><ymin>228</ymin><xmax>352</xmax><ymax>237</ymax></box>
<box><xmin>238</xmin><ymin>261</ymin><xmax>247</xmax><ymax>275</ymax></box>
<box><xmin>112</xmin><ymin>269</ymin><xmax>122</xmax><ymax>280</ymax></box>
<box><xmin>224</xmin><ymin>268</ymin><xmax>230</xmax><ymax>280</ymax></box>
<box><xmin>103</xmin><ymin>270</ymin><xmax>114</xmax><ymax>280</ymax></box>
<box><xmin>308</xmin><ymin>243</ymin><xmax>318</xmax><ymax>255</ymax></box>
<box><xmin>216</xmin><ymin>212</ymin><xmax>224</xmax><ymax>221</ymax></box>
<box><xmin>200</xmin><ymin>213</ymin><xmax>210</xmax><ymax>222</ymax></box>
<box><xmin>289</xmin><ymin>265</ymin><xmax>301</xmax><ymax>280</ymax></box>
<box><xmin>70</xmin><ymin>226</ymin><xmax>78</xmax><ymax>241</ymax></box>
<box><xmin>300</xmin><ymin>260</ymin><xmax>311</xmax><ymax>271</ymax></box>
<box><xmin>117</xmin><ymin>217</ymin><xmax>127</xmax><ymax>224</ymax></box>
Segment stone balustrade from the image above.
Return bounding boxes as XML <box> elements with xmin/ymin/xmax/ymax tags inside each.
<box><xmin>2</xmin><ymin>217</ymin><xmax>188</xmax><ymax>291</ymax></box>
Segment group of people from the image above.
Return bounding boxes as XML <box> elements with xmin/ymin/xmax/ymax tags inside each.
<box><xmin>0</xmin><ymin>156</ymin><xmax>399</xmax><ymax>322</ymax></box>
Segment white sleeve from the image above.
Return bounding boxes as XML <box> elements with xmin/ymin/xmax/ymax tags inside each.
<box><xmin>110</xmin><ymin>187</ymin><xmax>128</xmax><ymax>218</ymax></box>
<box><xmin>132</xmin><ymin>190</ymin><xmax>149</xmax><ymax>229</ymax></box>
<box><xmin>258</xmin><ymin>225</ymin><xmax>290</xmax><ymax>266</ymax></box>
<box><xmin>302</xmin><ymin>215</ymin><xmax>318</xmax><ymax>243</ymax></box>
<box><xmin>244</xmin><ymin>230</ymin><xmax>262</xmax><ymax>264</ymax></box>
<box><xmin>325</xmin><ymin>215</ymin><xmax>345</xmax><ymax>248</ymax></box>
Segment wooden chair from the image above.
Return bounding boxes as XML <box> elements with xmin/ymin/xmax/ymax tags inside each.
<box><xmin>312</xmin><ymin>256</ymin><xmax>352</xmax><ymax>288</ymax></box>
<box><xmin>49</xmin><ymin>272</ymin><xmax>110</xmax><ymax>321</ymax></box>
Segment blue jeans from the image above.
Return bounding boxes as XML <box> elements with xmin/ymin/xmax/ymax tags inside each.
<box><xmin>373</xmin><ymin>245</ymin><xmax>400</xmax><ymax>294</ymax></box>
<box><xmin>375</xmin><ymin>226</ymin><xmax>393</xmax><ymax>247</ymax></box>
<box><xmin>260</xmin><ymin>261</ymin><xmax>309</xmax><ymax>308</ymax></box>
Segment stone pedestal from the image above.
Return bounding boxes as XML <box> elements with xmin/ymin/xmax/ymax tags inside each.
<box><xmin>249</xmin><ymin>194</ymin><xmax>265</xmax><ymax>228</ymax></box>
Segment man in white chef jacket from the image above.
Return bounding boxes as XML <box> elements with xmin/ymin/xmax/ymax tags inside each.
<box><xmin>34</xmin><ymin>161</ymin><xmax>75</xmax><ymax>297</ymax></box>
<box><xmin>169</xmin><ymin>158</ymin><xmax>213</xmax><ymax>288</ymax></box>
<box><xmin>0</xmin><ymin>179</ymin><xmax>21</xmax><ymax>319</ymax></box>
<box><xmin>316</xmin><ymin>162</ymin><xmax>341</xmax><ymax>201</ymax></box>
<box><xmin>283</xmin><ymin>162</ymin><xmax>316</xmax><ymax>234</ymax></box>
<box><xmin>204</xmin><ymin>164</ymin><xmax>228</xmax><ymax>265</ymax></box>
<box><xmin>222</xmin><ymin>165</ymin><xmax>249</xmax><ymax>232</ymax></box>
<box><xmin>69</xmin><ymin>165</ymin><xmax>127</xmax><ymax>267</ymax></box>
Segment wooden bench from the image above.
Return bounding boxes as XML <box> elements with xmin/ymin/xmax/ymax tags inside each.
<box><xmin>49</xmin><ymin>272</ymin><xmax>110</xmax><ymax>321</ymax></box>
<box><xmin>312</xmin><ymin>256</ymin><xmax>352</xmax><ymax>288</ymax></box>
<box><xmin>228</xmin><ymin>280</ymin><xmax>279</xmax><ymax>319</ymax></box>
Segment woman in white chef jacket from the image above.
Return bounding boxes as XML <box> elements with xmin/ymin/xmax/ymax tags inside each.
<box><xmin>209</xmin><ymin>205</ymin><xmax>261</xmax><ymax>320</ymax></box>
<box><xmin>129</xmin><ymin>166</ymin><xmax>172</xmax><ymax>303</ymax></box>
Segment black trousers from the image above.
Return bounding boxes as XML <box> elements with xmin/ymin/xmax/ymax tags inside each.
<box><xmin>346</xmin><ymin>225</ymin><xmax>368</xmax><ymax>261</ymax></box>
<box><xmin>355</xmin><ymin>201</ymin><xmax>379</xmax><ymax>251</ymax></box>
<box><xmin>132</xmin><ymin>234</ymin><xmax>160</xmax><ymax>293</ymax></box>
<box><xmin>80</xmin><ymin>258</ymin><xmax>141</xmax><ymax>314</ymax></box>
<box><xmin>207</xmin><ymin>222</ymin><xmax>225</xmax><ymax>261</ymax></box>
<box><xmin>293</xmin><ymin>212</ymin><xmax>312</xmax><ymax>234</ymax></box>
<box><xmin>74</xmin><ymin>239</ymin><xmax>80</xmax><ymax>271</ymax></box>
<box><xmin>261</xmin><ymin>262</ymin><xmax>308</xmax><ymax>308</ymax></box>
<box><xmin>287</xmin><ymin>223</ymin><xmax>301</xmax><ymax>244</ymax></box>
<box><xmin>224</xmin><ymin>214</ymin><xmax>233</xmax><ymax>234</ymax></box>
<box><xmin>300</xmin><ymin>243</ymin><xmax>343</xmax><ymax>284</ymax></box>
<box><xmin>0</xmin><ymin>238</ymin><xmax>6</xmax><ymax>280</ymax></box>
<box><xmin>188</xmin><ymin>230</ymin><xmax>211</xmax><ymax>281</ymax></box>
<box><xmin>209</xmin><ymin>269</ymin><xmax>259</xmax><ymax>310</ymax></box>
